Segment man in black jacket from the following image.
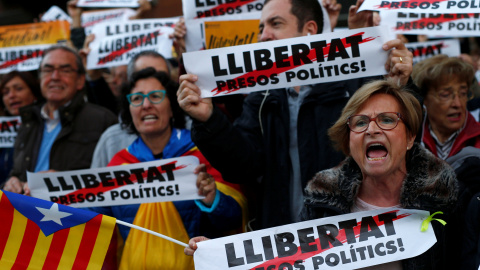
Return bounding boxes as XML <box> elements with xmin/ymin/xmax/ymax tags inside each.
<box><xmin>177</xmin><ymin>0</ymin><xmax>413</xmax><ymax>230</ymax></box>
<box><xmin>3</xmin><ymin>45</ymin><xmax>117</xmax><ymax>194</ymax></box>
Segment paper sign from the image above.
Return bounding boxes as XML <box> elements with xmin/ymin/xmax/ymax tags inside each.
<box><xmin>183</xmin><ymin>0</ymin><xmax>264</xmax><ymax>20</ymax></box>
<box><xmin>0</xmin><ymin>44</ymin><xmax>51</xmax><ymax>74</ymax></box>
<box><xmin>41</xmin><ymin>5</ymin><xmax>72</xmax><ymax>23</ymax></box>
<box><xmin>406</xmin><ymin>39</ymin><xmax>460</xmax><ymax>65</ymax></box>
<box><xmin>183</xmin><ymin>26</ymin><xmax>389</xmax><ymax>97</ymax></box>
<box><xmin>81</xmin><ymin>8</ymin><xmax>136</xmax><ymax>35</ymax></box>
<box><xmin>0</xmin><ymin>116</ymin><xmax>21</xmax><ymax>148</ymax></box>
<box><xmin>380</xmin><ymin>10</ymin><xmax>480</xmax><ymax>36</ymax></box>
<box><xmin>204</xmin><ymin>19</ymin><xmax>259</xmax><ymax>49</ymax></box>
<box><xmin>77</xmin><ymin>0</ymin><xmax>142</xmax><ymax>8</ymax></box>
<box><xmin>86</xmin><ymin>26</ymin><xmax>173</xmax><ymax>69</ymax></box>
<box><xmin>90</xmin><ymin>18</ymin><xmax>177</xmax><ymax>41</ymax></box>
<box><xmin>194</xmin><ymin>208</ymin><xmax>437</xmax><ymax>270</ymax></box>
<box><xmin>0</xmin><ymin>21</ymin><xmax>70</xmax><ymax>48</ymax></box>
<box><xmin>28</xmin><ymin>156</ymin><xmax>203</xmax><ymax>208</ymax></box>
<box><xmin>359</xmin><ymin>0</ymin><xmax>480</xmax><ymax>14</ymax></box>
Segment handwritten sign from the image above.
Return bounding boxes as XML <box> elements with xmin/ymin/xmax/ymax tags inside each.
<box><xmin>0</xmin><ymin>21</ymin><xmax>70</xmax><ymax>48</ymax></box>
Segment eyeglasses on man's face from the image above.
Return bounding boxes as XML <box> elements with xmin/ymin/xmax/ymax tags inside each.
<box><xmin>127</xmin><ymin>90</ymin><xmax>166</xmax><ymax>107</ymax></box>
<box><xmin>40</xmin><ymin>65</ymin><xmax>79</xmax><ymax>77</ymax></box>
<box><xmin>347</xmin><ymin>112</ymin><xmax>403</xmax><ymax>133</ymax></box>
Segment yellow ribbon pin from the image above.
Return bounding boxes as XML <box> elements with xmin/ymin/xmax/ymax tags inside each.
<box><xmin>421</xmin><ymin>211</ymin><xmax>446</xmax><ymax>232</ymax></box>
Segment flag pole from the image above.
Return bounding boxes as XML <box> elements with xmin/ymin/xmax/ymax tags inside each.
<box><xmin>116</xmin><ymin>220</ymin><xmax>189</xmax><ymax>248</ymax></box>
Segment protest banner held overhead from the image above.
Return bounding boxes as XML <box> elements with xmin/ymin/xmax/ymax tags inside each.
<box><xmin>194</xmin><ymin>208</ymin><xmax>438</xmax><ymax>270</ymax></box>
<box><xmin>0</xmin><ymin>116</ymin><xmax>21</xmax><ymax>148</ymax></box>
<box><xmin>183</xmin><ymin>26</ymin><xmax>391</xmax><ymax>97</ymax></box>
<box><xmin>77</xmin><ymin>0</ymin><xmax>142</xmax><ymax>8</ymax></box>
<box><xmin>86</xmin><ymin>22</ymin><xmax>174</xmax><ymax>70</ymax></box>
<box><xmin>183</xmin><ymin>0</ymin><xmax>264</xmax><ymax>20</ymax></box>
<box><xmin>41</xmin><ymin>5</ymin><xmax>73</xmax><ymax>23</ymax></box>
<box><xmin>28</xmin><ymin>156</ymin><xmax>204</xmax><ymax>207</ymax></box>
<box><xmin>81</xmin><ymin>8</ymin><xmax>136</xmax><ymax>35</ymax></box>
<box><xmin>380</xmin><ymin>10</ymin><xmax>480</xmax><ymax>36</ymax></box>
<box><xmin>405</xmin><ymin>39</ymin><xmax>461</xmax><ymax>64</ymax></box>
<box><xmin>358</xmin><ymin>0</ymin><xmax>480</xmax><ymax>14</ymax></box>
<box><xmin>0</xmin><ymin>21</ymin><xmax>70</xmax><ymax>48</ymax></box>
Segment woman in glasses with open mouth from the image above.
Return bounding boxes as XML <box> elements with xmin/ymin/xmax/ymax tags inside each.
<box><xmin>301</xmin><ymin>80</ymin><xmax>457</xmax><ymax>269</ymax></box>
<box><xmin>89</xmin><ymin>67</ymin><xmax>245</xmax><ymax>269</ymax></box>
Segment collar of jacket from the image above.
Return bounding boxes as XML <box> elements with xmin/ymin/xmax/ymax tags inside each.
<box><xmin>304</xmin><ymin>143</ymin><xmax>458</xmax><ymax>213</ymax></box>
<box><xmin>19</xmin><ymin>91</ymin><xmax>86</xmax><ymax>125</ymax></box>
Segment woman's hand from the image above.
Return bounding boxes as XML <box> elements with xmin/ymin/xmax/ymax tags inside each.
<box><xmin>184</xmin><ymin>236</ymin><xmax>210</xmax><ymax>256</ymax></box>
<box><xmin>177</xmin><ymin>74</ymin><xmax>213</xmax><ymax>122</ymax></box>
<box><xmin>195</xmin><ymin>164</ymin><xmax>216</xmax><ymax>206</ymax></box>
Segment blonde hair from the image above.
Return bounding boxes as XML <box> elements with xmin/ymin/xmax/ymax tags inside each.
<box><xmin>412</xmin><ymin>54</ymin><xmax>474</xmax><ymax>97</ymax></box>
<box><xmin>328</xmin><ymin>80</ymin><xmax>422</xmax><ymax>156</ymax></box>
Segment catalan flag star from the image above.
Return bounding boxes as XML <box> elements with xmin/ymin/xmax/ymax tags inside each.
<box><xmin>36</xmin><ymin>203</ymin><xmax>72</xmax><ymax>226</ymax></box>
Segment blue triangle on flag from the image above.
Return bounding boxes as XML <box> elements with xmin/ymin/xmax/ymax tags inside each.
<box><xmin>3</xmin><ymin>190</ymin><xmax>99</xmax><ymax>236</ymax></box>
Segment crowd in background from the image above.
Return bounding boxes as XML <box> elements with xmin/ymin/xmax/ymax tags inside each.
<box><xmin>1</xmin><ymin>0</ymin><xmax>480</xmax><ymax>268</ymax></box>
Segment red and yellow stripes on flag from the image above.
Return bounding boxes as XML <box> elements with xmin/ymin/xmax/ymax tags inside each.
<box><xmin>0</xmin><ymin>191</ymin><xmax>115</xmax><ymax>270</ymax></box>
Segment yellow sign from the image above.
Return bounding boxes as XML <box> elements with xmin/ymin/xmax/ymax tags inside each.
<box><xmin>0</xmin><ymin>21</ymin><xmax>70</xmax><ymax>48</ymax></box>
<box><xmin>204</xmin><ymin>20</ymin><xmax>259</xmax><ymax>50</ymax></box>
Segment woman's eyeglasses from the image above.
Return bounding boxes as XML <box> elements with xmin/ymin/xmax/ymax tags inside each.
<box><xmin>430</xmin><ymin>89</ymin><xmax>473</xmax><ymax>103</ymax></box>
<box><xmin>347</xmin><ymin>112</ymin><xmax>403</xmax><ymax>133</ymax></box>
<box><xmin>127</xmin><ymin>90</ymin><xmax>166</xmax><ymax>107</ymax></box>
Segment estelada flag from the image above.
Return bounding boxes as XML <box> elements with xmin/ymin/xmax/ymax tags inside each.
<box><xmin>0</xmin><ymin>190</ymin><xmax>115</xmax><ymax>269</ymax></box>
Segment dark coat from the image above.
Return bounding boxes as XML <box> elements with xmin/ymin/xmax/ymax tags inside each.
<box><xmin>11</xmin><ymin>91</ymin><xmax>117</xmax><ymax>182</ymax></box>
<box><xmin>301</xmin><ymin>143</ymin><xmax>458</xmax><ymax>269</ymax></box>
<box><xmin>191</xmin><ymin>76</ymin><xmax>378</xmax><ymax>229</ymax></box>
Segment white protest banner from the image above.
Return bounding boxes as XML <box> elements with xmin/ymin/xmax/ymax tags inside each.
<box><xmin>91</xmin><ymin>18</ymin><xmax>178</xmax><ymax>41</ymax></box>
<box><xmin>406</xmin><ymin>39</ymin><xmax>460</xmax><ymax>64</ymax></box>
<box><xmin>81</xmin><ymin>8</ymin><xmax>136</xmax><ymax>35</ymax></box>
<box><xmin>183</xmin><ymin>0</ymin><xmax>264</xmax><ymax>20</ymax></box>
<box><xmin>359</xmin><ymin>0</ymin><xmax>480</xmax><ymax>14</ymax></box>
<box><xmin>41</xmin><ymin>5</ymin><xmax>72</xmax><ymax>23</ymax></box>
<box><xmin>184</xmin><ymin>26</ymin><xmax>389</xmax><ymax>97</ymax></box>
<box><xmin>77</xmin><ymin>0</ymin><xmax>143</xmax><ymax>8</ymax></box>
<box><xmin>28</xmin><ymin>156</ymin><xmax>203</xmax><ymax>207</ymax></box>
<box><xmin>86</xmin><ymin>26</ymin><xmax>174</xmax><ymax>69</ymax></box>
<box><xmin>0</xmin><ymin>44</ymin><xmax>51</xmax><ymax>74</ymax></box>
<box><xmin>0</xmin><ymin>116</ymin><xmax>21</xmax><ymax>148</ymax></box>
<box><xmin>380</xmin><ymin>10</ymin><xmax>480</xmax><ymax>36</ymax></box>
<box><xmin>194</xmin><ymin>208</ymin><xmax>437</xmax><ymax>270</ymax></box>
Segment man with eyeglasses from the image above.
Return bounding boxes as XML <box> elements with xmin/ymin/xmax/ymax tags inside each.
<box><xmin>2</xmin><ymin>45</ymin><xmax>118</xmax><ymax>194</ymax></box>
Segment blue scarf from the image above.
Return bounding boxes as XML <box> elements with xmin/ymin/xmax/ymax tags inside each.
<box><xmin>127</xmin><ymin>128</ymin><xmax>195</xmax><ymax>162</ymax></box>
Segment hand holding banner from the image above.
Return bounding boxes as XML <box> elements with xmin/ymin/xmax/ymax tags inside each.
<box><xmin>28</xmin><ymin>156</ymin><xmax>203</xmax><ymax>207</ymax></box>
<box><xmin>183</xmin><ymin>26</ymin><xmax>390</xmax><ymax>97</ymax></box>
<box><xmin>194</xmin><ymin>208</ymin><xmax>437</xmax><ymax>270</ymax></box>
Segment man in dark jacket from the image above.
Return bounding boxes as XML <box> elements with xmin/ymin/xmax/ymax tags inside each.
<box><xmin>3</xmin><ymin>45</ymin><xmax>117</xmax><ymax>194</ymax></box>
<box><xmin>177</xmin><ymin>0</ymin><xmax>414</xmax><ymax>230</ymax></box>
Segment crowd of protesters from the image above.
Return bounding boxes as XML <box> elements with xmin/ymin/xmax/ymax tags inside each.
<box><xmin>2</xmin><ymin>0</ymin><xmax>480</xmax><ymax>268</ymax></box>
